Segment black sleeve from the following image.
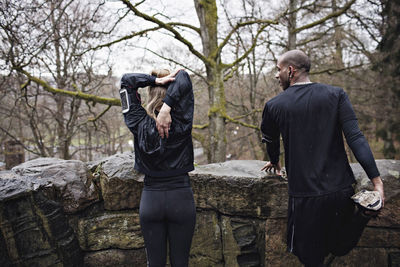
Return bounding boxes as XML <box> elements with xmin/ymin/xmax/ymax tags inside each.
<box><xmin>163</xmin><ymin>70</ymin><xmax>192</xmax><ymax>107</ymax></box>
<box><xmin>120</xmin><ymin>73</ymin><xmax>156</xmax><ymax>135</ymax></box>
<box><xmin>121</xmin><ymin>73</ymin><xmax>156</xmax><ymax>93</ymax></box>
<box><xmin>123</xmin><ymin>99</ymin><xmax>147</xmax><ymax>136</ymax></box>
<box><xmin>342</xmin><ymin>119</ymin><xmax>380</xmax><ymax>179</ymax></box>
<box><xmin>261</xmin><ymin>103</ymin><xmax>280</xmax><ymax>164</ymax></box>
<box><xmin>339</xmin><ymin>91</ymin><xmax>380</xmax><ymax>179</ymax></box>
<box><xmin>266</xmin><ymin>139</ymin><xmax>280</xmax><ymax>164</ymax></box>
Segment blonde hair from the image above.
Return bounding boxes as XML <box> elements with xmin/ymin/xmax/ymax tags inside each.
<box><xmin>146</xmin><ymin>69</ymin><xmax>170</xmax><ymax>119</ymax></box>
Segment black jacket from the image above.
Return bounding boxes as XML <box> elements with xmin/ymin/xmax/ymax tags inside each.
<box><xmin>261</xmin><ymin>83</ymin><xmax>379</xmax><ymax>196</ymax></box>
<box><xmin>121</xmin><ymin>70</ymin><xmax>194</xmax><ymax>177</ymax></box>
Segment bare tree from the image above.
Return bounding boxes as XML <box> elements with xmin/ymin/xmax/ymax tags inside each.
<box><xmin>94</xmin><ymin>0</ymin><xmax>356</xmax><ymax>162</ymax></box>
<box><xmin>373</xmin><ymin>0</ymin><xmax>400</xmax><ymax>158</ymax></box>
<box><xmin>0</xmin><ymin>0</ymin><xmax>123</xmax><ymax>160</ymax></box>
<box><xmin>2</xmin><ymin>0</ymin><xmax>372</xmax><ymax>164</ymax></box>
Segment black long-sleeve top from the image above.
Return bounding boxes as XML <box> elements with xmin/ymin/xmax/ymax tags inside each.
<box><xmin>261</xmin><ymin>83</ymin><xmax>380</xmax><ymax>197</ymax></box>
<box><xmin>121</xmin><ymin>70</ymin><xmax>194</xmax><ymax>177</ymax></box>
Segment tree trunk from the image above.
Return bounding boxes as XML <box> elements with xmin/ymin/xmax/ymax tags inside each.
<box><xmin>332</xmin><ymin>0</ymin><xmax>344</xmax><ymax>69</ymax></box>
<box><xmin>88</xmin><ymin>127</ymin><xmax>93</xmax><ymax>161</ymax></box>
<box><xmin>206</xmin><ymin>67</ymin><xmax>227</xmax><ymax>162</ymax></box>
<box><xmin>287</xmin><ymin>0</ymin><xmax>298</xmax><ymax>50</ymax></box>
<box><xmin>376</xmin><ymin>0</ymin><xmax>400</xmax><ymax>158</ymax></box>
<box><xmin>51</xmin><ymin>1</ymin><xmax>70</xmax><ymax>160</ymax></box>
<box><xmin>332</xmin><ymin>0</ymin><xmax>354</xmax><ymax>161</ymax></box>
<box><xmin>194</xmin><ymin>0</ymin><xmax>227</xmax><ymax>162</ymax></box>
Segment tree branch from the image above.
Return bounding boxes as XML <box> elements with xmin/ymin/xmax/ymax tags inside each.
<box><xmin>193</xmin><ymin>123</ymin><xmax>209</xmax><ymax>129</ymax></box>
<box><xmin>88</xmin><ymin>105</ymin><xmax>112</xmax><ymax>122</ymax></box>
<box><xmin>120</xmin><ymin>0</ymin><xmax>209</xmax><ymax>64</ymax></box>
<box><xmin>222</xmin><ymin>24</ymin><xmax>268</xmax><ymax>68</ymax></box>
<box><xmin>76</xmin><ymin>26</ymin><xmax>162</xmax><ymax>56</ymax></box>
<box><xmin>79</xmin><ymin>21</ymin><xmax>201</xmax><ymax>56</ymax></box>
<box><xmin>231</xmin><ymin>109</ymin><xmax>262</xmax><ymax>120</ymax></box>
<box><xmin>215</xmin><ymin>19</ymin><xmax>278</xmax><ymax>58</ymax></box>
<box><xmin>223</xmin><ymin>64</ymin><xmax>241</xmax><ymax>82</ymax></box>
<box><xmin>0</xmin><ymin>125</ymin><xmax>42</xmax><ymax>155</ymax></box>
<box><xmin>168</xmin><ymin>22</ymin><xmax>201</xmax><ymax>34</ymax></box>
<box><xmin>223</xmin><ymin>114</ymin><xmax>259</xmax><ymax>130</ymax></box>
<box><xmin>144</xmin><ymin>47</ymin><xmax>208</xmax><ymax>84</ymax></box>
<box><xmin>310</xmin><ymin>63</ymin><xmax>364</xmax><ymax>75</ymax></box>
<box><xmin>17</xmin><ymin>69</ymin><xmax>121</xmax><ymax>106</ymax></box>
<box><xmin>292</xmin><ymin>0</ymin><xmax>356</xmax><ymax>34</ymax></box>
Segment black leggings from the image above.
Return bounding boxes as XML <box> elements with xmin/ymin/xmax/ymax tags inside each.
<box><xmin>139</xmin><ymin>187</ymin><xmax>196</xmax><ymax>267</ymax></box>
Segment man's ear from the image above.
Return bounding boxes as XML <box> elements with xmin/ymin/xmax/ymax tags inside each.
<box><xmin>288</xmin><ymin>66</ymin><xmax>293</xmax><ymax>78</ymax></box>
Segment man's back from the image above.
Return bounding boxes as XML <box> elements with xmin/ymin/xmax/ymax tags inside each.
<box><xmin>261</xmin><ymin>49</ymin><xmax>383</xmax><ymax>267</ymax></box>
<box><xmin>263</xmin><ymin>83</ymin><xmax>356</xmax><ymax>196</ymax></box>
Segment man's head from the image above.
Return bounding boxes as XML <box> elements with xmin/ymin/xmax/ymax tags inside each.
<box><xmin>275</xmin><ymin>50</ymin><xmax>311</xmax><ymax>90</ymax></box>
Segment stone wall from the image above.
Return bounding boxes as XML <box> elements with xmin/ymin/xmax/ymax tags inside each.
<box><xmin>0</xmin><ymin>154</ymin><xmax>399</xmax><ymax>267</ymax></box>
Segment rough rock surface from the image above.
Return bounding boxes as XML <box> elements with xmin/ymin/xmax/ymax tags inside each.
<box><xmin>0</xmin><ymin>171</ymin><xmax>41</xmax><ymax>201</ymax></box>
<box><xmin>190</xmin><ymin>211</ymin><xmax>224</xmax><ymax>266</ymax></box>
<box><xmin>0</xmin><ymin>157</ymin><xmax>100</xmax><ymax>267</ymax></box>
<box><xmin>84</xmin><ymin>248</ymin><xmax>147</xmax><ymax>267</ymax></box>
<box><xmin>192</xmin><ymin>160</ymin><xmax>288</xmax><ymax>218</ymax></box>
<box><xmin>89</xmin><ymin>153</ymin><xmax>144</xmax><ymax>210</ymax></box>
<box><xmin>77</xmin><ymin>210</ymin><xmax>144</xmax><ymax>251</ymax></box>
<box><xmin>12</xmin><ymin>157</ymin><xmax>99</xmax><ymax>213</ymax></box>
<box><xmin>0</xmin><ymin>156</ymin><xmax>399</xmax><ymax>267</ymax></box>
<box><xmin>0</xmin><ymin>188</ymin><xmax>83</xmax><ymax>266</ymax></box>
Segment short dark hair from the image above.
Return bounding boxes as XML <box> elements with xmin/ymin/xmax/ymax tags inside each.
<box><xmin>280</xmin><ymin>50</ymin><xmax>311</xmax><ymax>73</ymax></box>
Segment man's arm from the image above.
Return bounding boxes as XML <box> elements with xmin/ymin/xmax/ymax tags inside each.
<box><xmin>260</xmin><ymin>103</ymin><xmax>282</xmax><ymax>174</ymax></box>
<box><xmin>371</xmin><ymin>177</ymin><xmax>384</xmax><ymax>207</ymax></box>
<box><xmin>339</xmin><ymin>90</ymin><xmax>385</xmax><ymax>205</ymax></box>
<box><xmin>342</xmin><ymin>119</ymin><xmax>385</xmax><ymax>206</ymax></box>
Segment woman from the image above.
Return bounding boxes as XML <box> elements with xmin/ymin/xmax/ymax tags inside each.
<box><xmin>119</xmin><ymin>69</ymin><xmax>196</xmax><ymax>267</ymax></box>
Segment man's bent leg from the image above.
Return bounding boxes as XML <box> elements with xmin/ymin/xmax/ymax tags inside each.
<box><xmin>329</xmin><ymin>187</ymin><xmax>370</xmax><ymax>257</ymax></box>
<box><xmin>287</xmin><ymin>196</ymin><xmax>328</xmax><ymax>266</ymax></box>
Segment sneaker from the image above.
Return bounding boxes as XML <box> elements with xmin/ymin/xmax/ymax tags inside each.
<box><xmin>351</xmin><ymin>190</ymin><xmax>382</xmax><ymax>211</ymax></box>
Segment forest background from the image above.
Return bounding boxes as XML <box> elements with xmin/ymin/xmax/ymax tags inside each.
<box><xmin>0</xmin><ymin>0</ymin><xmax>399</xmax><ymax>167</ymax></box>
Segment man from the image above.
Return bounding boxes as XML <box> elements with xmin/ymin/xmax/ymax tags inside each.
<box><xmin>261</xmin><ymin>50</ymin><xmax>384</xmax><ymax>267</ymax></box>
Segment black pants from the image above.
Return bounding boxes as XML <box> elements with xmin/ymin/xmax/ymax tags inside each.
<box><xmin>139</xmin><ymin>187</ymin><xmax>196</xmax><ymax>267</ymax></box>
<box><xmin>287</xmin><ymin>186</ymin><xmax>370</xmax><ymax>267</ymax></box>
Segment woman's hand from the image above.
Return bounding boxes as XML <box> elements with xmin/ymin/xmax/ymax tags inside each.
<box><xmin>155</xmin><ymin>69</ymin><xmax>184</xmax><ymax>138</ymax></box>
<box><xmin>156</xmin><ymin>103</ymin><xmax>172</xmax><ymax>138</ymax></box>
<box><xmin>155</xmin><ymin>69</ymin><xmax>182</xmax><ymax>85</ymax></box>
